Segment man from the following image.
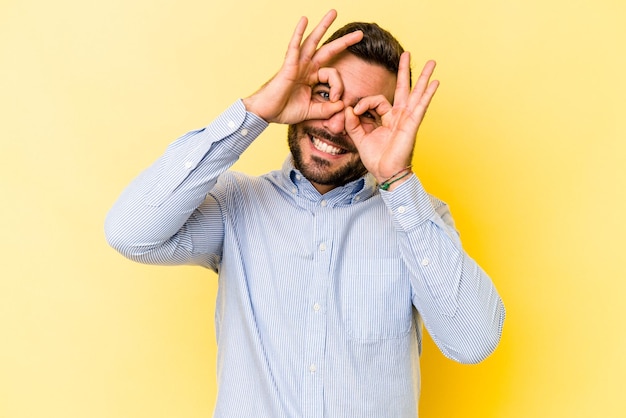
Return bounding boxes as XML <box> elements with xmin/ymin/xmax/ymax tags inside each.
<box><xmin>105</xmin><ymin>10</ymin><xmax>505</xmax><ymax>417</ymax></box>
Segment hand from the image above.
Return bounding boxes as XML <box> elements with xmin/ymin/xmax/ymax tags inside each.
<box><xmin>345</xmin><ymin>53</ymin><xmax>439</xmax><ymax>188</ymax></box>
<box><xmin>243</xmin><ymin>10</ymin><xmax>363</xmax><ymax>124</ymax></box>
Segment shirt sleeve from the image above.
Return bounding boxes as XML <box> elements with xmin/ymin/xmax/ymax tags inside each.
<box><xmin>380</xmin><ymin>174</ymin><xmax>506</xmax><ymax>364</ymax></box>
<box><xmin>104</xmin><ymin>100</ymin><xmax>268</xmax><ymax>269</ymax></box>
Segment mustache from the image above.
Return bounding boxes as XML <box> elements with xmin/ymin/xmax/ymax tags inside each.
<box><xmin>302</xmin><ymin>126</ymin><xmax>356</xmax><ymax>153</ymax></box>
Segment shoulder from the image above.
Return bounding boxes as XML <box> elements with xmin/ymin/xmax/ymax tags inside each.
<box><xmin>211</xmin><ymin>169</ymin><xmax>282</xmax><ymax>200</ymax></box>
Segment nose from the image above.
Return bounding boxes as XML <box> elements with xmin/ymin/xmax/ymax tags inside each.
<box><xmin>322</xmin><ymin>110</ymin><xmax>347</xmax><ymax>135</ymax></box>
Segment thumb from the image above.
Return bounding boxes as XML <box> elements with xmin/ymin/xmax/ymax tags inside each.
<box><xmin>344</xmin><ymin>106</ymin><xmax>365</xmax><ymax>144</ymax></box>
<box><xmin>307</xmin><ymin>100</ymin><xmax>346</xmax><ymax>121</ymax></box>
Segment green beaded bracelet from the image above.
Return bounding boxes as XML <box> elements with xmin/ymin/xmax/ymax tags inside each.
<box><xmin>379</xmin><ymin>166</ymin><xmax>412</xmax><ymax>190</ymax></box>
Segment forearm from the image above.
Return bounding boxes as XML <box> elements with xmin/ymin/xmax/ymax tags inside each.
<box><xmin>104</xmin><ymin>100</ymin><xmax>268</xmax><ymax>265</ymax></box>
<box><xmin>381</xmin><ymin>176</ymin><xmax>505</xmax><ymax>363</ymax></box>
<box><xmin>406</xmin><ymin>225</ymin><xmax>504</xmax><ymax>364</ymax></box>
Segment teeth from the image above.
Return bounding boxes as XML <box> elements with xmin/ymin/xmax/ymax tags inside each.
<box><xmin>312</xmin><ymin>137</ymin><xmax>343</xmax><ymax>155</ymax></box>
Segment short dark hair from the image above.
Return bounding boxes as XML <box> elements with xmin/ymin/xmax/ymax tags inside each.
<box><xmin>324</xmin><ymin>22</ymin><xmax>406</xmax><ymax>77</ymax></box>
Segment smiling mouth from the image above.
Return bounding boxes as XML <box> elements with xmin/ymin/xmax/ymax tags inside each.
<box><xmin>310</xmin><ymin>135</ymin><xmax>347</xmax><ymax>156</ymax></box>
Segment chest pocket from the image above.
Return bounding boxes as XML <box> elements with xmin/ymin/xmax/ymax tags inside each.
<box><xmin>339</xmin><ymin>258</ymin><xmax>413</xmax><ymax>341</ymax></box>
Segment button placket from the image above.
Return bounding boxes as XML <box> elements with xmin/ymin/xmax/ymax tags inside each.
<box><xmin>302</xmin><ymin>211</ymin><xmax>332</xmax><ymax>416</ymax></box>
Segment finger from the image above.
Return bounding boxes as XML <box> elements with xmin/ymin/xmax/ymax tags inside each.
<box><xmin>300</xmin><ymin>10</ymin><xmax>338</xmax><ymax>60</ymax></box>
<box><xmin>411</xmin><ymin>79</ymin><xmax>439</xmax><ymax>122</ymax></box>
<box><xmin>317</xmin><ymin>67</ymin><xmax>344</xmax><ymax>102</ymax></box>
<box><xmin>408</xmin><ymin>63</ymin><xmax>439</xmax><ymax>121</ymax></box>
<box><xmin>284</xmin><ymin>16</ymin><xmax>309</xmax><ymax>66</ymax></box>
<box><xmin>393</xmin><ymin>52</ymin><xmax>412</xmax><ymax>107</ymax></box>
<box><xmin>344</xmin><ymin>106</ymin><xmax>366</xmax><ymax>142</ymax></box>
<box><xmin>408</xmin><ymin>60</ymin><xmax>437</xmax><ymax>107</ymax></box>
<box><xmin>353</xmin><ymin>95</ymin><xmax>393</xmax><ymax>119</ymax></box>
<box><xmin>307</xmin><ymin>100</ymin><xmax>346</xmax><ymax>121</ymax></box>
<box><xmin>313</xmin><ymin>30</ymin><xmax>363</xmax><ymax>66</ymax></box>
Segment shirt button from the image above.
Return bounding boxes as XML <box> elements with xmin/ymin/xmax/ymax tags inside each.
<box><xmin>313</xmin><ymin>303</ymin><xmax>321</xmax><ymax>312</ymax></box>
<box><xmin>227</xmin><ymin>120</ymin><xmax>235</xmax><ymax>128</ymax></box>
<box><xmin>354</xmin><ymin>196</ymin><xmax>361</xmax><ymax>201</ymax></box>
<box><xmin>421</xmin><ymin>258</ymin><xmax>430</xmax><ymax>266</ymax></box>
<box><xmin>184</xmin><ymin>161</ymin><xmax>193</xmax><ymax>169</ymax></box>
<box><xmin>319</xmin><ymin>243</ymin><xmax>327</xmax><ymax>252</ymax></box>
<box><xmin>241</xmin><ymin>128</ymin><xmax>248</xmax><ymax>136</ymax></box>
<box><xmin>295</xmin><ymin>174</ymin><xmax>302</xmax><ymax>181</ymax></box>
<box><xmin>291</xmin><ymin>187</ymin><xmax>297</xmax><ymax>194</ymax></box>
<box><xmin>320</xmin><ymin>200</ymin><xmax>327</xmax><ymax>207</ymax></box>
<box><xmin>309</xmin><ymin>364</ymin><xmax>317</xmax><ymax>373</ymax></box>
<box><xmin>397</xmin><ymin>206</ymin><xmax>406</xmax><ymax>214</ymax></box>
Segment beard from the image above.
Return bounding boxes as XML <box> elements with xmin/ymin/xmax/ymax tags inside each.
<box><xmin>287</xmin><ymin>124</ymin><xmax>368</xmax><ymax>188</ymax></box>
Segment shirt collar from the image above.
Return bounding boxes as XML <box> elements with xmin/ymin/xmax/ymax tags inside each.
<box><xmin>277</xmin><ymin>156</ymin><xmax>378</xmax><ymax>206</ymax></box>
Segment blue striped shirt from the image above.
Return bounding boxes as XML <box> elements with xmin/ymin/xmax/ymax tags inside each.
<box><xmin>105</xmin><ymin>100</ymin><xmax>505</xmax><ymax>418</ymax></box>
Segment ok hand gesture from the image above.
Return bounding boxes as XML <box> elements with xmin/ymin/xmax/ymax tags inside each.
<box><xmin>345</xmin><ymin>53</ymin><xmax>439</xmax><ymax>189</ymax></box>
<box><xmin>243</xmin><ymin>10</ymin><xmax>362</xmax><ymax>125</ymax></box>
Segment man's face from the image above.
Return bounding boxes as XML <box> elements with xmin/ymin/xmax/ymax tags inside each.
<box><xmin>288</xmin><ymin>52</ymin><xmax>397</xmax><ymax>193</ymax></box>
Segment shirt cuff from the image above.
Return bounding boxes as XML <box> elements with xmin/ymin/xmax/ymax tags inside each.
<box><xmin>210</xmin><ymin>99</ymin><xmax>269</xmax><ymax>156</ymax></box>
<box><xmin>380</xmin><ymin>174</ymin><xmax>438</xmax><ymax>231</ymax></box>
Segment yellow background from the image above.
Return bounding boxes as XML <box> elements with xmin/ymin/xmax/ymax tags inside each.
<box><xmin>1</xmin><ymin>0</ymin><xmax>625</xmax><ymax>416</ymax></box>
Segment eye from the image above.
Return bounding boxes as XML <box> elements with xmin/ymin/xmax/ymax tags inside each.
<box><xmin>359</xmin><ymin>111</ymin><xmax>381</xmax><ymax>129</ymax></box>
<box><xmin>312</xmin><ymin>84</ymin><xmax>331</xmax><ymax>102</ymax></box>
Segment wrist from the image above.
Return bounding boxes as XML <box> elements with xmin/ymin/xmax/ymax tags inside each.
<box><xmin>378</xmin><ymin>166</ymin><xmax>413</xmax><ymax>191</ymax></box>
<box><xmin>242</xmin><ymin>95</ymin><xmax>270</xmax><ymax>123</ymax></box>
